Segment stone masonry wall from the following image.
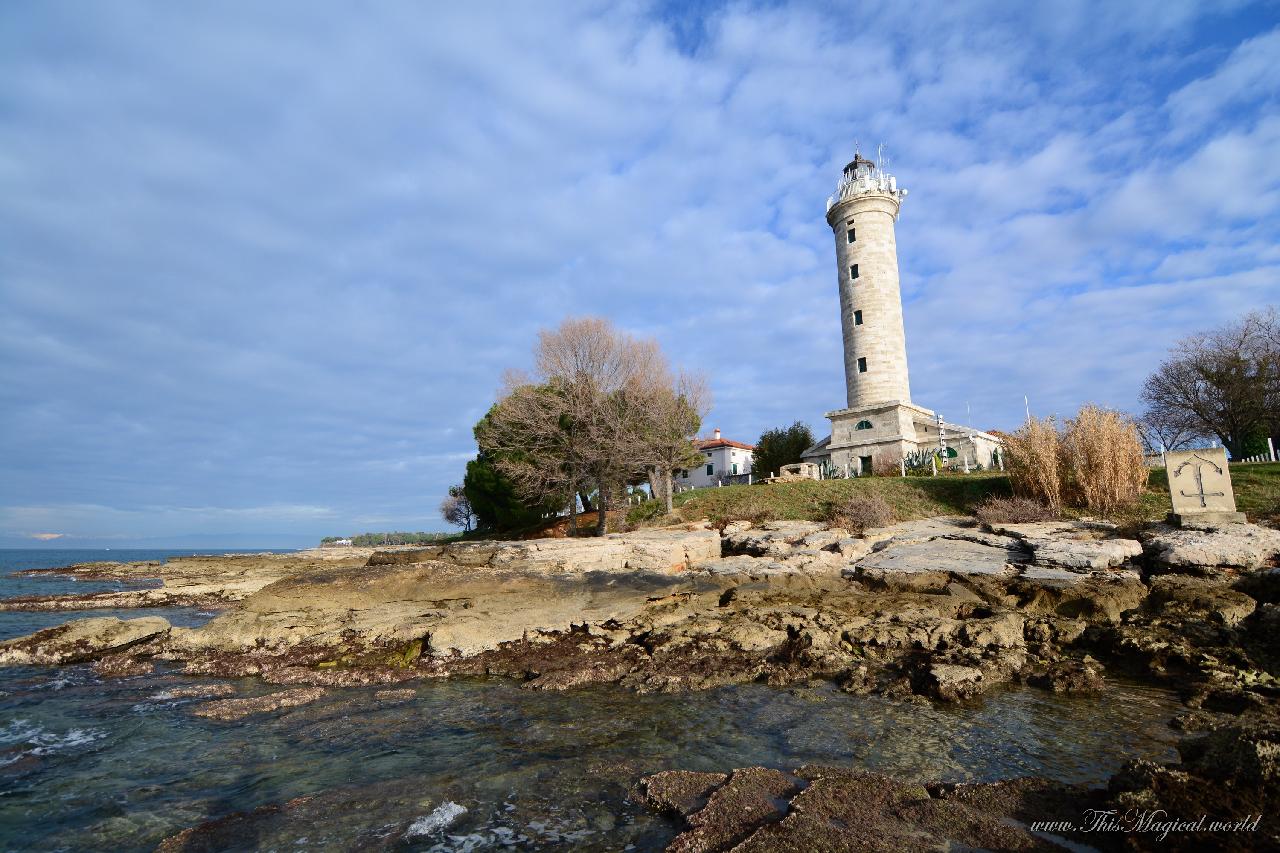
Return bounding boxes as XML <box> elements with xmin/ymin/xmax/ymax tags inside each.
<box><xmin>828</xmin><ymin>193</ymin><xmax>911</xmax><ymax>409</ymax></box>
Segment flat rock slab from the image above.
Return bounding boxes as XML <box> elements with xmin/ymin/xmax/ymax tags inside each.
<box><xmin>192</xmin><ymin>687</ymin><xmax>326</xmax><ymax>721</ymax></box>
<box><xmin>0</xmin><ymin>616</ymin><xmax>169</xmax><ymax>666</ymax></box>
<box><xmin>1143</xmin><ymin>523</ymin><xmax>1280</xmax><ymax>572</ymax></box>
<box><xmin>865</xmin><ymin>517</ymin><xmax>976</xmax><ymax>550</ymax></box>
<box><xmin>989</xmin><ymin>520</ymin><xmax>1141</xmax><ymax>570</ymax></box>
<box><xmin>368</xmin><ymin>527</ymin><xmax>721</xmax><ymax>574</ymax></box>
<box><xmin>645</xmin><ymin>765</ymin><xmax>1081</xmax><ymax>852</ymax></box>
<box><xmin>852</xmin><ymin>538</ymin><xmax>1016</xmax><ymax>577</ymax></box>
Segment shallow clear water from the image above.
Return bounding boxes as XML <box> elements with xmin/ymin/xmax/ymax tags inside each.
<box><xmin>0</xmin><ymin>551</ymin><xmax>1186</xmax><ymax>852</ymax></box>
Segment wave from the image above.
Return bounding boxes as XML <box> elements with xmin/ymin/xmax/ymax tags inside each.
<box><xmin>405</xmin><ymin>801</ymin><xmax>467</xmax><ymax>838</ymax></box>
<box><xmin>0</xmin><ymin>718</ymin><xmax>107</xmax><ymax>765</ymax></box>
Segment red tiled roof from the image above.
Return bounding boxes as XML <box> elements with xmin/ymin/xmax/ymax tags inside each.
<box><xmin>695</xmin><ymin>437</ymin><xmax>755</xmax><ymax>451</ymax></box>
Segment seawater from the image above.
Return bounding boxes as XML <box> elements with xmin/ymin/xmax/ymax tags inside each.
<box><xmin>0</xmin><ymin>550</ymin><xmax>1185</xmax><ymax>851</ymax></box>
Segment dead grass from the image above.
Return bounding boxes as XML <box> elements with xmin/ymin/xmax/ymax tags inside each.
<box><xmin>973</xmin><ymin>496</ymin><xmax>1057</xmax><ymax>526</ymax></box>
<box><xmin>1002</xmin><ymin>416</ymin><xmax>1064</xmax><ymax>513</ymax></box>
<box><xmin>825</xmin><ymin>493</ymin><xmax>896</xmax><ymax>533</ymax></box>
<box><xmin>1062</xmin><ymin>405</ymin><xmax>1147</xmax><ymax>516</ymax></box>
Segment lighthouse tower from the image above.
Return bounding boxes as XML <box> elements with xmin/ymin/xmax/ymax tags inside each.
<box><xmin>827</xmin><ymin>152</ymin><xmax>911</xmax><ymax>408</ymax></box>
<box><xmin>803</xmin><ymin>148</ymin><xmax>1003</xmax><ymax>476</ymax></box>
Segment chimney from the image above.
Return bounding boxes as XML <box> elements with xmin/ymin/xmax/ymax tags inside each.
<box><xmin>713</xmin><ymin>428</ymin><xmax>721</xmax><ymax>440</ymax></box>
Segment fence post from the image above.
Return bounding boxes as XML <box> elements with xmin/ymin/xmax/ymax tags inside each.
<box><xmin>748</xmin><ymin>473</ymin><xmax>752</xmax><ymax>485</ymax></box>
<box><xmin>931</xmin><ymin>456</ymin><xmax>937</xmax><ymax>477</ymax></box>
<box><xmin>900</xmin><ymin>457</ymin><xmax>906</xmax><ymax>478</ymax></box>
<box><xmin>1270</xmin><ymin>436</ymin><xmax>1276</xmax><ymax>463</ymax></box>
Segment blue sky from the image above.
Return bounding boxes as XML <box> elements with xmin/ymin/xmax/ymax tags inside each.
<box><xmin>2</xmin><ymin>1</ymin><xmax>1278</xmax><ymax>547</ymax></box>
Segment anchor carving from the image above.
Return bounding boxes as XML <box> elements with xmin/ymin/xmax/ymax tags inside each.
<box><xmin>1172</xmin><ymin>453</ymin><xmax>1226</xmax><ymax>508</ymax></box>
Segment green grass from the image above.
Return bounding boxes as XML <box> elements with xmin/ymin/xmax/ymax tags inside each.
<box><xmin>635</xmin><ymin>462</ymin><xmax>1280</xmax><ymax>528</ymax></box>
<box><xmin>1145</xmin><ymin>462</ymin><xmax>1280</xmax><ymax>525</ymax></box>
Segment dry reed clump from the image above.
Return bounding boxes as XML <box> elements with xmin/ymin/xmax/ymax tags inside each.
<box><xmin>826</xmin><ymin>494</ymin><xmax>895</xmax><ymax>533</ymax></box>
<box><xmin>973</xmin><ymin>496</ymin><xmax>1057</xmax><ymax>526</ymax></box>
<box><xmin>1061</xmin><ymin>405</ymin><xmax>1147</xmax><ymax>516</ymax></box>
<box><xmin>1002</xmin><ymin>416</ymin><xmax>1064</xmax><ymax>513</ymax></box>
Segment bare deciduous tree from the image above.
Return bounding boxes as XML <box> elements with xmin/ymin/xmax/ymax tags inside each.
<box><xmin>476</xmin><ymin>317</ymin><xmax>709</xmax><ymax>535</ymax></box>
<box><xmin>439</xmin><ymin>485</ymin><xmax>474</xmax><ymax>532</ymax></box>
<box><xmin>1140</xmin><ymin>307</ymin><xmax>1279</xmax><ymax>458</ymax></box>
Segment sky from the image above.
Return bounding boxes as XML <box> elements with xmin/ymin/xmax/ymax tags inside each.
<box><xmin>2</xmin><ymin>1</ymin><xmax>1279</xmax><ymax>547</ymax></box>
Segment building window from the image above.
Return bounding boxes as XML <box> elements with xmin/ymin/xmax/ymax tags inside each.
<box><xmin>850</xmin><ymin>264</ymin><xmax>859</xmax><ymax>280</ymax></box>
<box><xmin>854</xmin><ymin>309</ymin><xmax>863</xmax><ymax>325</ymax></box>
<box><xmin>846</xmin><ymin>228</ymin><xmax>855</xmax><ymax>244</ymax></box>
<box><xmin>857</xmin><ymin>357</ymin><xmax>867</xmax><ymax>373</ymax></box>
<box><xmin>855</xmin><ymin>420</ymin><xmax>872</xmax><ymax>430</ymax></box>
<box><xmin>732</xmin><ymin>463</ymin><xmax>738</xmax><ymax>474</ymax></box>
<box><xmin>706</xmin><ymin>464</ymin><xmax>714</xmax><ymax>476</ymax></box>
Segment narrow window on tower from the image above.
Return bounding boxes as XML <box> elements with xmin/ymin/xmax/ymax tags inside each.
<box><xmin>850</xmin><ymin>264</ymin><xmax>859</xmax><ymax>280</ymax></box>
<box><xmin>846</xmin><ymin>228</ymin><xmax>856</xmax><ymax>244</ymax></box>
<box><xmin>857</xmin><ymin>357</ymin><xmax>867</xmax><ymax>373</ymax></box>
<box><xmin>854</xmin><ymin>309</ymin><xmax>863</xmax><ymax>325</ymax></box>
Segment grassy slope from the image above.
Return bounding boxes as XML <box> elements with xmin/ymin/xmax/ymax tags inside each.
<box><xmin>669</xmin><ymin>471</ymin><xmax>1011</xmax><ymax>525</ymax></box>
<box><xmin>663</xmin><ymin>463</ymin><xmax>1280</xmax><ymax>527</ymax></box>
<box><xmin>1147</xmin><ymin>462</ymin><xmax>1280</xmax><ymax>525</ymax></box>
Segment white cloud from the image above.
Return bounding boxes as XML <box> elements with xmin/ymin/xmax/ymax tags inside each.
<box><xmin>0</xmin><ymin>1</ymin><xmax>1277</xmax><ymax>538</ymax></box>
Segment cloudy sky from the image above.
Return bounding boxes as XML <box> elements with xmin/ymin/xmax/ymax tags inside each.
<box><xmin>2</xmin><ymin>1</ymin><xmax>1278</xmax><ymax>546</ymax></box>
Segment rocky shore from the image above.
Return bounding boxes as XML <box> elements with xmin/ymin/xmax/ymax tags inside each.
<box><xmin>3</xmin><ymin>516</ymin><xmax>1278</xmax><ymax>848</ymax></box>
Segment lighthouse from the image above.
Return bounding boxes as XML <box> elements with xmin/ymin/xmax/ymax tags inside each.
<box><xmin>803</xmin><ymin>148</ymin><xmax>1002</xmax><ymax>476</ymax></box>
<box><xmin>827</xmin><ymin>152</ymin><xmax>912</xmax><ymax>409</ymax></box>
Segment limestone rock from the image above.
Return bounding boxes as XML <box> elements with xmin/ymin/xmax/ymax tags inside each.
<box><xmin>1026</xmin><ymin>658</ymin><xmax>1105</xmax><ymax>694</ymax></box>
<box><xmin>928</xmin><ymin>663</ymin><xmax>985</xmax><ymax>701</ymax></box>
<box><xmin>1143</xmin><ymin>523</ymin><xmax>1280</xmax><ymax>573</ymax></box>
<box><xmin>722</xmin><ymin>521</ymin><xmax>826</xmax><ymax>558</ymax></box>
<box><xmin>0</xmin><ymin>549</ymin><xmax>372</xmax><ymax>613</ymax></box>
<box><xmin>192</xmin><ymin>687</ymin><xmax>326</xmax><ymax>721</ymax></box>
<box><xmin>1146</xmin><ymin>575</ymin><xmax>1258</xmax><ymax>627</ymax></box>
<box><xmin>991</xmin><ymin>520</ymin><xmax>1141</xmax><ymax>571</ymax></box>
<box><xmin>368</xmin><ymin>527</ymin><xmax>722</xmax><ymax>575</ymax></box>
<box><xmin>0</xmin><ymin>616</ymin><xmax>169</xmax><ymax>666</ymax></box>
<box><xmin>663</xmin><ymin>767</ymin><xmax>800</xmax><ymax>853</ymax></box>
<box><xmin>851</xmin><ymin>537</ymin><xmax>1017</xmax><ymax>578</ymax></box>
<box><xmin>643</xmin><ymin>764</ymin><xmax>1079</xmax><ymax>852</ymax></box>
<box><xmin>636</xmin><ymin>770</ymin><xmax>729</xmax><ymax>819</ymax></box>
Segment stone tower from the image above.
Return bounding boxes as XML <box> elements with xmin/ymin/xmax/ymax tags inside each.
<box><xmin>803</xmin><ymin>149</ymin><xmax>1004</xmax><ymax>477</ymax></box>
<box><xmin>826</xmin><ymin>152</ymin><xmax>911</xmax><ymax>408</ymax></box>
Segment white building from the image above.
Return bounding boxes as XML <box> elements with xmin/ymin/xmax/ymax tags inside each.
<box><xmin>676</xmin><ymin>428</ymin><xmax>755</xmax><ymax>488</ymax></box>
<box><xmin>803</xmin><ymin>150</ymin><xmax>1002</xmax><ymax>474</ymax></box>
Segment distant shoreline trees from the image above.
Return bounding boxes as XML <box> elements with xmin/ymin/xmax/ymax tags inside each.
<box><xmin>474</xmin><ymin>317</ymin><xmax>708</xmax><ymax>535</ymax></box>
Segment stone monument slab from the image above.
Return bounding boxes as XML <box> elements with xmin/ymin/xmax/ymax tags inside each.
<box><xmin>1164</xmin><ymin>447</ymin><xmax>1246</xmax><ymax>527</ymax></box>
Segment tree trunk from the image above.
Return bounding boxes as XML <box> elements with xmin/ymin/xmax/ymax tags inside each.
<box><xmin>595</xmin><ymin>481</ymin><xmax>608</xmax><ymax>536</ymax></box>
<box><xmin>567</xmin><ymin>494</ymin><xmax>578</xmax><ymax>536</ymax></box>
<box><xmin>578</xmin><ymin>489</ymin><xmax>594</xmax><ymax>513</ymax></box>
<box><xmin>663</xmin><ymin>467</ymin><xmax>674</xmax><ymax>514</ymax></box>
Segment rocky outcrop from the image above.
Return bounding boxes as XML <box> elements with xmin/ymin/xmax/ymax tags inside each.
<box><xmin>639</xmin><ymin>765</ymin><xmax>1086</xmax><ymax>852</ymax></box>
<box><xmin>0</xmin><ymin>549</ymin><xmax>373</xmax><ymax>612</ymax></box>
<box><xmin>366</xmin><ymin>526</ymin><xmax>721</xmax><ymax>574</ymax></box>
<box><xmin>4</xmin><ymin>517</ymin><xmax>1276</xmax><ymax>716</ymax></box>
<box><xmin>1143</xmin><ymin>523</ymin><xmax>1280</xmax><ymax>574</ymax></box>
<box><xmin>0</xmin><ymin>616</ymin><xmax>169</xmax><ymax>666</ymax></box>
<box><xmin>990</xmin><ymin>520</ymin><xmax>1143</xmax><ymax>571</ymax></box>
<box><xmin>641</xmin><ymin>724</ymin><xmax>1279</xmax><ymax>851</ymax></box>
<box><xmin>192</xmin><ymin>687</ymin><xmax>327</xmax><ymax>720</ymax></box>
